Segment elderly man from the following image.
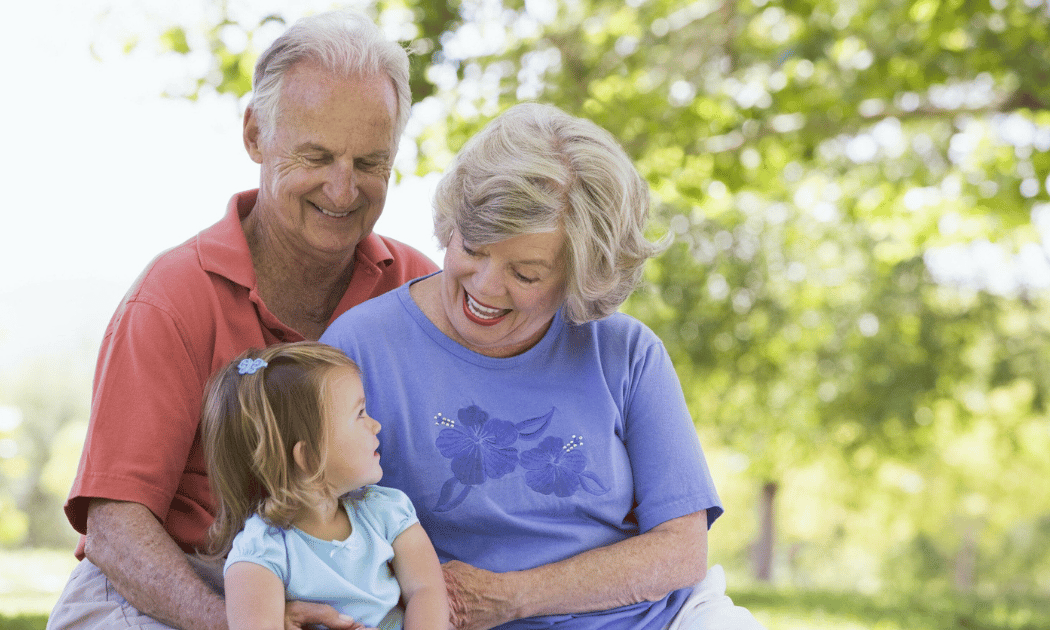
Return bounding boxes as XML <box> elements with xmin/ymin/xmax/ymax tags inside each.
<box><xmin>48</xmin><ymin>11</ymin><xmax>437</xmax><ymax>630</ymax></box>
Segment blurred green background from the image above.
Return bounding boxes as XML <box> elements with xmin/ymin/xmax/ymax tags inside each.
<box><xmin>2</xmin><ymin>0</ymin><xmax>1050</xmax><ymax>628</ymax></box>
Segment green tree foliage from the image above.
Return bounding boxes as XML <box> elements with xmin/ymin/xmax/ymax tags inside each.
<box><xmin>0</xmin><ymin>355</ymin><xmax>91</xmax><ymax>549</ymax></box>
<box><xmin>142</xmin><ymin>2</ymin><xmax>464</xmax><ymax>103</ymax></box>
<box><xmin>99</xmin><ymin>0</ymin><xmax>1050</xmax><ymax>594</ymax></box>
<box><xmin>412</xmin><ymin>0</ymin><xmax>1050</xmax><ymax>591</ymax></box>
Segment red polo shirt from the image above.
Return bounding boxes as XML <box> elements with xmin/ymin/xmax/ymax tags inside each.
<box><xmin>65</xmin><ymin>190</ymin><xmax>437</xmax><ymax>556</ymax></box>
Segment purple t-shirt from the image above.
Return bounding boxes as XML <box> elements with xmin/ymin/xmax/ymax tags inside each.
<box><xmin>321</xmin><ymin>274</ymin><xmax>722</xmax><ymax>630</ymax></box>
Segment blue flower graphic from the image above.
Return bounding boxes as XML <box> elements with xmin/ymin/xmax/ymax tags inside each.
<box><xmin>520</xmin><ymin>436</ymin><xmax>609</xmax><ymax>497</ymax></box>
<box><xmin>430</xmin><ymin>405</ymin><xmax>597</xmax><ymax>512</ymax></box>
<box><xmin>435</xmin><ymin>405</ymin><xmax>519</xmax><ymax>486</ymax></box>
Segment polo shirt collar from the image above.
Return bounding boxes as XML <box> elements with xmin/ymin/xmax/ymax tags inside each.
<box><xmin>198</xmin><ymin>190</ymin><xmax>395</xmax><ymax>290</ymax></box>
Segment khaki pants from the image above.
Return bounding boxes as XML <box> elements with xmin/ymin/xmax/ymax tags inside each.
<box><xmin>46</xmin><ymin>556</ymin><xmax>223</xmax><ymax>630</ymax></box>
<box><xmin>46</xmin><ymin>558</ymin><xmax>762</xmax><ymax>630</ymax></box>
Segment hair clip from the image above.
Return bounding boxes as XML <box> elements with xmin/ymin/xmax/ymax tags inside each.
<box><xmin>237</xmin><ymin>358</ymin><xmax>268</xmax><ymax>375</ymax></box>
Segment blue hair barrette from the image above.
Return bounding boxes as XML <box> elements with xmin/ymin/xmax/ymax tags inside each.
<box><xmin>237</xmin><ymin>358</ymin><xmax>268</xmax><ymax>375</ymax></box>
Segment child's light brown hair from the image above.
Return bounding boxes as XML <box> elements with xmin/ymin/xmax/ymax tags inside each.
<box><xmin>201</xmin><ymin>341</ymin><xmax>359</xmax><ymax>557</ymax></box>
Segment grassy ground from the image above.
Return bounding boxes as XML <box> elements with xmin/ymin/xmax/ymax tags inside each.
<box><xmin>2</xmin><ymin>549</ymin><xmax>1047</xmax><ymax>630</ymax></box>
<box><xmin>734</xmin><ymin>587</ymin><xmax>1050</xmax><ymax>630</ymax></box>
<box><xmin>0</xmin><ymin>549</ymin><xmax>76</xmax><ymax>618</ymax></box>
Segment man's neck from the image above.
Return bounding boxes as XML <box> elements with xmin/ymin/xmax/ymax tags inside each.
<box><xmin>243</xmin><ymin>213</ymin><xmax>357</xmax><ymax>339</ymax></box>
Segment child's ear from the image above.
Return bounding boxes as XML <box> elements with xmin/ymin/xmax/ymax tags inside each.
<box><xmin>292</xmin><ymin>441</ymin><xmax>311</xmax><ymax>474</ymax></box>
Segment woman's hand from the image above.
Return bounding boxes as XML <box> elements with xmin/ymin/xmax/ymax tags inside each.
<box><xmin>441</xmin><ymin>512</ymin><xmax>707</xmax><ymax>630</ymax></box>
<box><xmin>442</xmin><ymin>561</ymin><xmax>517</xmax><ymax>630</ymax></box>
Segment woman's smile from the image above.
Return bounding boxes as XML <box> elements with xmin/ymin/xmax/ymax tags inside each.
<box><xmin>463</xmin><ymin>291</ymin><xmax>510</xmax><ymax>326</ymax></box>
<box><xmin>439</xmin><ymin>229</ymin><xmax>567</xmax><ymax>357</ymax></box>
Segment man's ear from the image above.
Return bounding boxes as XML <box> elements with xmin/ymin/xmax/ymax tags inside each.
<box><xmin>243</xmin><ymin>106</ymin><xmax>264</xmax><ymax>164</ymax></box>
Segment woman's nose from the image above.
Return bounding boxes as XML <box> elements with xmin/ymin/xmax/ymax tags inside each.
<box><xmin>473</xmin><ymin>259</ymin><xmax>504</xmax><ymax>296</ymax></box>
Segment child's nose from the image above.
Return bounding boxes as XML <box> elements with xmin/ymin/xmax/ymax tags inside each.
<box><xmin>370</xmin><ymin>418</ymin><xmax>381</xmax><ymax>434</ymax></box>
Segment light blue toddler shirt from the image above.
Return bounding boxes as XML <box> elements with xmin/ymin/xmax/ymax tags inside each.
<box><xmin>224</xmin><ymin>485</ymin><xmax>417</xmax><ymax>630</ymax></box>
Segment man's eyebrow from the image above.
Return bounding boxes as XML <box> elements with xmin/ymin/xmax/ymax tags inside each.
<box><xmin>359</xmin><ymin>149</ymin><xmax>392</xmax><ymax>161</ymax></box>
<box><xmin>293</xmin><ymin>142</ymin><xmax>330</xmax><ymax>154</ymax></box>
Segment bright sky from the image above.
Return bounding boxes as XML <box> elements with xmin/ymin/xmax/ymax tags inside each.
<box><xmin>0</xmin><ymin>0</ymin><xmax>444</xmax><ymax>368</ymax></box>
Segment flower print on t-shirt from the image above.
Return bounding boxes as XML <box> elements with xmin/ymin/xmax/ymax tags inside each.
<box><xmin>434</xmin><ymin>405</ymin><xmax>519</xmax><ymax>485</ymax></box>
<box><xmin>520</xmin><ymin>435</ymin><xmax>609</xmax><ymax>497</ymax></box>
<box><xmin>432</xmin><ymin>404</ymin><xmax>607</xmax><ymax>512</ymax></box>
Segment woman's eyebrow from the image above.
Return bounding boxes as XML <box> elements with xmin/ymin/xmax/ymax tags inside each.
<box><xmin>515</xmin><ymin>258</ymin><xmax>554</xmax><ymax>269</ymax></box>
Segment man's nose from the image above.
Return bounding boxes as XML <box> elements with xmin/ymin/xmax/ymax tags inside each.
<box><xmin>324</xmin><ymin>162</ymin><xmax>358</xmax><ymax>208</ymax></box>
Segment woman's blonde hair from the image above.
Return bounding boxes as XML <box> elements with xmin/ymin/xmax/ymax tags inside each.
<box><xmin>433</xmin><ymin>102</ymin><xmax>667</xmax><ymax>323</ymax></box>
<box><xmin>201</xmin><ymin>341</ymin><xmax>358</xmax><ymax>557</ymax></box>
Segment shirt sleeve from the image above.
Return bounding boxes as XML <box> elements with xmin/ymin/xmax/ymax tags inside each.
<box><xmin>66</xmin><ymin>297</ymin><xmax>208</xmax><ymax>535</ymax></box>
<box><xmin>360</xmin><ymin>486</ymin><xmax>419</xmax><ymax>543</ymax></box>
<box><xmin>623</xmin><ymin>336</ymin><xmax>723</xmax><ymax>533</ymax></box>
<box><xmin>224</xmin><ymin>516</ymin><xmax>290</xmax><ymax>584</ymax></box>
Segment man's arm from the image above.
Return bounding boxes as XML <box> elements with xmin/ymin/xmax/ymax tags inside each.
<box><xmin>86</xmin><ymin>499</ymin><xmax>362</xmax><ymax>630</ymax></box>
<box><xmin>85</xmin><ymin>499</ymin><xmax>227</xmax><ymax>630</ymax></box>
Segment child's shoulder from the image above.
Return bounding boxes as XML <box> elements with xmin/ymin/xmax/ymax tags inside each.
<box><xmin>228</xmin><ymin>513</ymin><xmax>290</xmax><ymax>563</ymax></box>
<box><xmin>355</xmin><ymin>484</ymin><xmax>412</xmax><ymax>506</ymax></box>
<box><xmin>346</xmin><ymin>485</ymin><xmax>417</xmax><ymax>526</ymax></box>
<box><xmin>236</xmin><ymin>512</ymin><xmax>289</xmax><ymax>539</ymax></box>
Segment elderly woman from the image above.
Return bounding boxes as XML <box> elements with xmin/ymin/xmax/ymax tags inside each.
<box><xmin>320</xmin><ymin>103</ymin><xmax>764</xmax><ymax>630</ymax></box>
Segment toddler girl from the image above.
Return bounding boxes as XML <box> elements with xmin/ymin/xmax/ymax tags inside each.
<box><xmin>201</xmin><ymin>341</ymin><xmax>447</xmax><ymax>630</ymax></box>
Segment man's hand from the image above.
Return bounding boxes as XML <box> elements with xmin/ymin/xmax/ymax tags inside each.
<box><xmin>284</xmin><ymin>600</ymin><xmax>370</xmax><ymax>630</ymax></box>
